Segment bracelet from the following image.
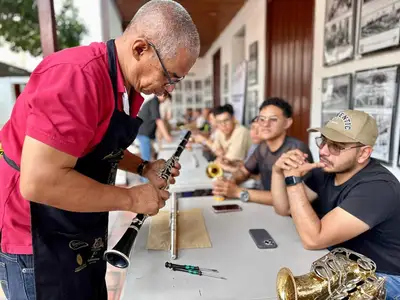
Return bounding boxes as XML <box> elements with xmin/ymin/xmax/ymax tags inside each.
<box><xmin>137</xmin><ymin>160</ymin><xmax>149</xmax><ymax>177</ymax></box>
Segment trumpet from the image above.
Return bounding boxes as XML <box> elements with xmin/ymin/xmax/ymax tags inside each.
<box><xmin>276</xmin><ymin>247</ymin><xmax>386</xmax><ymax>300</ymax></box>
<box><xmin>103</xmin><ymin>131</ymin><xmax>192</xmax><ymax>269</ymax></box>
<box><xmin>206</xmin><ymin>162</ymin><xmax>225</xmax><ymax>201</ymax></box>
<box><xmin>206</xmin><ymin>162</ymin><xmax>224</xmax><ymax>178</ymax></box>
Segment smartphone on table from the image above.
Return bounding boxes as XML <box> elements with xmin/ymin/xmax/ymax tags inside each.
<box><xmin>249</xmin><ymin>229</ymin><xmax>278</xmax><ymax>249</ymax></box>
<box><xmin>211</xmin><ymin>204</ymin><xmax>242</xmax><ymax>213</ymax></box>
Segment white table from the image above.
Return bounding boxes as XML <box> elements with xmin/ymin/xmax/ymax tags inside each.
<box><xmin>120</xmin><ymin>197</ymin><xmax>327</xmax><ymax>300</ymax></box>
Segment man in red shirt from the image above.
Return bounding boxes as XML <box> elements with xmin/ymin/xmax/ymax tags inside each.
<box><xmin>0</xmin><ymin>1</ymin><xmax>200</xmax><ymax>299</ymax></box>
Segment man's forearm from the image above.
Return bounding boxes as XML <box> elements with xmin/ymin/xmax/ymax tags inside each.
<box><xmin>233</xmin><ymin>168</ymin><xmax>250</xmax><ymax>185</ymax></box>
<box><xmin>271</xmin><ymin>168</ymin><xmax>290</xmax><ymax>215</ymax></box>
<box><xmin>287</xmin><ymin>184</ymin><xmax>322</xmax><ymax>246</ymax></box>
<box><xmin>21</xmin><ymin>168</ymin><xmax>133</xmax><ymax>213</ymax></box>
<box><xmin>156</xmin><ymin>119</ymin><xmax>171</xmax><ymax>140</ymax></box>
<box><xmin>118</xmin><ymin>150</ymin><xmax>144</xmax><ymax>173</ymax></box>
<box><xmin>248</xmin><ymin>189</ymin><xmax>273</xmax><ymax>205</ymax></box>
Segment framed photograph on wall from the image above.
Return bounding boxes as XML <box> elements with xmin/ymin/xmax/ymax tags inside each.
<box><xmin>321</xmin><ymin>73</ymin><xmax>352</xmax><ymax>125</ymax></box>
<box><xmin>398</xmin><ymin>139</ymin><xmax>400</xmax><ymax>167</ymax></box>
<box><xmin>352</xmin><ymin>65</ymin><xmax>399</xmax><ymax>164</ymax></box>
<box><xmin>223</xmin><ymin>64</ymin><xmax>229</xmax><ymax>94</ymax></box>
<box><xmin>323</xmin><ymin>0</ymin><xmax>356</xmax><ymax>66</ymax></box>
<box><xmin>204</xmin><ymin>76</ymin><xmax>212</xmax><ymax>97</ymax></box>
<box><xmin>248</xmin><ymin>41</ymin><xmax>258</xmax><ymax>86</ymax></box>
<box><xmin>358</xmin><ymin>0</ymin><xmax>400</xmax><ymax>55</ymax></box>
<box><xmin>245</xmin><ymin>90</ymin><xmax>259</xmax><ymax>125</ymax></box>
<box><xmin>184</xmin><ymin>80</ymin><xmax>192</xmax><ymax>92</ymax></box>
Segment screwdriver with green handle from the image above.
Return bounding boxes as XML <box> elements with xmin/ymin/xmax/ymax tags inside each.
<box><xmin>170</xmin><ymin>266</ymin><xmax>227</xmax><ymax>280</ymax></box>
<box><xmin>165</xmin><ymin>262</ymin><xmax>219</xmax><ymax>273</ymax></box>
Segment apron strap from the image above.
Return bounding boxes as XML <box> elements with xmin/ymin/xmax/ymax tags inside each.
<box><xmin>2</xmin><ymin>152</ymin><xmax>20</xmax><ymax>172</ymax></box>
<box><xmin>106</xmin><ymin>39</ymin><xmax>119</xmax><ymax>107</ymax></box>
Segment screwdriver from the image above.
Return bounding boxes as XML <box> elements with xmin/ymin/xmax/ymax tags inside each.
<box><xmin>171</xmin><ymin>267</ymin><xmax>227</xmax><ymax>280</ymax></box>
<box><xmin>165</xmin><ymin>262</ymin><xmax>219</xmax><ymax>273</ymax></box>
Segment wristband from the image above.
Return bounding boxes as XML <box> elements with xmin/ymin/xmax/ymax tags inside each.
<box><xmin>137</xmin><ymin>160</ymin><xmax>149</xmax><ymax>177</ymax></box>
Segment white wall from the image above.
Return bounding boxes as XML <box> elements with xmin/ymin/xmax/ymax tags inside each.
<box><xmin>188</xmin><ymin>0</ymin><xmax>266</xmax><ymax>111</ymax></box>
<box><xmin>0</xmin><ymin>77</ymin><xmax>29</xmax><ymax>127</ymax></box>
<box><xmin>310</xmin><ymin>0</ymin><xmax>400</xmax><ymax>178</ymax></box>
<box><xmin>108</xmin><ymin>0</ymin><xmax>123</xmax><ymax>39</ymax></box>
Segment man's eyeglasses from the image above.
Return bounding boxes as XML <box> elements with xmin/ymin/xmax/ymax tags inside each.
<box><xmin>315</xmin><ymin>136</ymin><xmax>364</xmax><ymax>156</ymax></box>
<box><xmin>255</xmin><ymin>115</ymin><xmax>279</xmax><ymax>125</ymax></box>
<box><xmin>216</xmin><ymin>118</ymin><xmax>232</xmax><ymax>125</ymax></box>
<box><xmin>148</xmin><ymin>41</ymin><xmax>185</xmax><ymax>87</ymax></box>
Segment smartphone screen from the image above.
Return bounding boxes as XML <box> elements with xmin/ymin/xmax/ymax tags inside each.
<box><xmin>212</xmin><ymin>204</ymin><xmax>242</xmax><ymax>213</ymax></box>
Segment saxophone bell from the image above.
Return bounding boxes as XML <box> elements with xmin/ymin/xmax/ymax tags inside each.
<box><xmin>276</xmin><ymin>248</ymin><xmax>386</xmax><ymax>300</ymax></box>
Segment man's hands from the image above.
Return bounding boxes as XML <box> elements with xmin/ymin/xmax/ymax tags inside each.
<box><xmin>144</xmin><ymin>159</ymin><xmax>181</xmax><ymax>187</ymax></box>
<box><xmin>212</xmin><ymin>178</ymin><xmax>241</xmax><ymax>199</ymax></box>
<box><xmin>128</xmin><ymin>159</ymin><xmax>181</xmax><ymax>216</ymax></box>
<box><xmin>273</xmin><ymin>149</ymin><xmax>325</xmax><ymax>177</ymax></box>
<box><xmin>128</xmin><ymin>183</ymin><xmax>170</xmax><ymax>215</ymax></box>
<box><xmin>164</xmin><ymin>135</ymin><xmax>173</xmax><ymax>143</ymax></box>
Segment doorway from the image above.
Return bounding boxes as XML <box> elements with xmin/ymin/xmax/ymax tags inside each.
<box><xmin>212</xmin><ymin>49</ymin><xmax>221</xmax><ymax>107</ymax></box>
<box><xmin>266</xmin><ymin>0</ymin><xmax>315</xmax><ymax>144</ymax></box>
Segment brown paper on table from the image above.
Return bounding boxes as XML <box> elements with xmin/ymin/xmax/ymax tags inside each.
<box><xmin>146</xmin><ymin>208</ymin><xmax>212</xmax><ymax>250</ymax></box>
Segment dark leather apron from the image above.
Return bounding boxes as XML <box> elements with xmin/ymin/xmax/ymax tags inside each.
<box><xmin>2</xmin><ymin>39</ymin><xmax>142</xmax><ymax>300</ymax></box>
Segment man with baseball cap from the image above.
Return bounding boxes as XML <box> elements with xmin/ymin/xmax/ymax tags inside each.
<box><xmin>271</xmin><ymin>110</ymin><xmax>400</xmax><ymax>297</ymax></box>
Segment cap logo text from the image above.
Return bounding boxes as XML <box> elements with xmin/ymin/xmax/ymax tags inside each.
<box><xmin>332</xmin><ymin>112</ymin><xmax>352</xmax><ymax>130</ymax></box>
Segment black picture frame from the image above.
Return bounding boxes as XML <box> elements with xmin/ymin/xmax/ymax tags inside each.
<box><xmin>323</xmin><ymin>0</ymin><xmax>357</xmax><ymax>66</ymax></box>
<box><xmin>398</xmin><ymin>140</ymin><xmax>400</xmax><ymax>167</ymax></box>
<box><xmin>248</xmin><ymin>41</ymin><xmax>258</xmax><ymax>86</ymax></box>
<box><xmin>352</xmin><ymin>64</ymin><xmax>399</xmax><ymax>165</ymax></box>
<box><xmin>223</xmin><ymin>64</ymin><xmax>229</xmax><ymax>94</ymax></box>
<box><xmin>357</xmin><ymin>0</ymin><xmax>400</xmax><ymax>56</ymax></box>
<box><xmin>321</xmin><ymin>73</ymin><xmax>352</xmax><ymax>126</ymax></box>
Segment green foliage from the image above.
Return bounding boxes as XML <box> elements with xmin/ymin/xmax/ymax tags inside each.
<box><xmin>0</xmin><ymin>0</ymin><xmax>88</xmax><ymax>57</ymax></box>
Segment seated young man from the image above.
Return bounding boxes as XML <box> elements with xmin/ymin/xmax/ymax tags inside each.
<box><xmin>212</xmin><ymin>98</ymin><xmax>313</xmax><ymax>205</ymax></box>
<box><xmin>217</xmin><ymin>117</ymin><xmax>261</xmax><ymax>173</ymax></box>
<box><xmin>193</xmin><ymin>104</ymin><xmax>252</xmax><ymax>162</ymax></box>
<box><xmin>271</xmin><ymin>110</ymin><xmax>400</xmax><ymax>298</ymax></box>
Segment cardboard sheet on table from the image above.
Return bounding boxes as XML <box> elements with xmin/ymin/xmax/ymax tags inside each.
<box><xmin>146</xmin><ymin>208</ymin><xmax>211</xmax><ymax>250</ymax></box>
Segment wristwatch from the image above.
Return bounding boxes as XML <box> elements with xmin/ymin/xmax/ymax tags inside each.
<box><xmin>284</xmin><ymin>176</ymin><xmax>303</xmax><ymax>186</ymax></box>
<box><xmin>137</xmin><ymin>160</ymin><xmax>149</xmax><ymax>177</ymax></box>
<box><xmin>239</xmin><ymin>189</ymin><xmax>250</xmax><ymax>202</ymax></box>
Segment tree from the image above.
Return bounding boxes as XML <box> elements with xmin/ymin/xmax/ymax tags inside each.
<box><xmin>0</xmin><ymin>0</ymin><xmax>88</xmax><ymax>57</ymax></box>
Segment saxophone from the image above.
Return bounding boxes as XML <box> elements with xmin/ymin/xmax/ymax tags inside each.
<box><xmin>276</xmin><ymin>248</ymin><xmax>386</xmax><ymax>300</ymax></box>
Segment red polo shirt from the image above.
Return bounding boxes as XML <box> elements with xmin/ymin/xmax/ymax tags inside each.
<box><xmin>0</xmin><ymin>42</ymin><xmax>144</xmax><ymax>254</ymax></box>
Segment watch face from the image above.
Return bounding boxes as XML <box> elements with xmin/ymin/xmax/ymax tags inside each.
<box><xmin>240</xmin><ymin>190</ymin><xmax>249</xmax><ymax>202</ymax></box>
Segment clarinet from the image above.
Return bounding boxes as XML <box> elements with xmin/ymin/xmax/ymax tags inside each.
<box><xmin>103</xmin><ymin>131</ymin><xmax>192</xmax><ymax>269</ymax></box>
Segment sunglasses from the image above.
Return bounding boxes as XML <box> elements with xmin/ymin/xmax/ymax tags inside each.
<box><xmin>148</xmin><ymin>41</ymin><xmax>185</xmax><ymax>88</ymax></box>
<box><xmin>315</xmin><ymin>136</ymin><xmax>364</xmax><ymax>156</ymax></box>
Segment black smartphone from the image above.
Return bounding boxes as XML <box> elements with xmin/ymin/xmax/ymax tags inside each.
<box><xmin>212</xmin><ymin>204</ymin><xmax>242</xmax><ymax>213</ymax></box>
<box><xmin>249</xmin><ymin>229</ymin><xmax>277</xmax><ymax>249</ymax></box>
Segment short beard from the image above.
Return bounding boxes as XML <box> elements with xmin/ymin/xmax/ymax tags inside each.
<box><xmin>333</xmin><ymin>160</ymin><xmax>357</xmax><ymax>175</ymax></box>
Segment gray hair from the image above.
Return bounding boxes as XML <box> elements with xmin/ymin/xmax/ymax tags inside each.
<box><xmin>127</xmin><ymin>0</ymin><xmax>200</xmax><ymax>60</ymax></box>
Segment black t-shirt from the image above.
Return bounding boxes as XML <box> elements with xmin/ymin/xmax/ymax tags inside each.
<box><xmin>137</xmin><ymin>97</ymin><xmax>161</xmax><ymax>139</ymax></box>
<box><xmin>305</xmin><ymin>159</ymin><xmax>400</xmax><ymax>275</ymax></box>
<box><xmin>244</xmin><ymin>136</ymin><xmax>313</xmax><ymax>190</ymax></box>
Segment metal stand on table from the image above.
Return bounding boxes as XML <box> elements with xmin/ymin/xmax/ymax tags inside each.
<box><xmin>170</xmin><ymin>192</ymin><xmax>178</xmax><ymax>260</ymax></box>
